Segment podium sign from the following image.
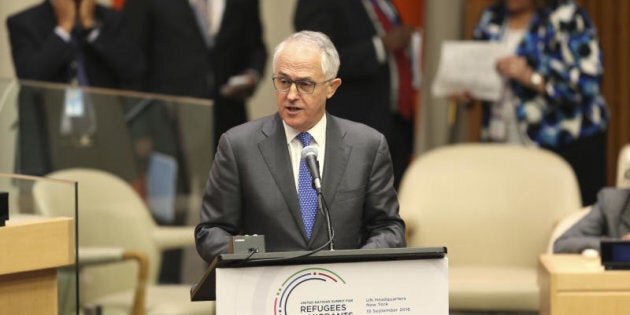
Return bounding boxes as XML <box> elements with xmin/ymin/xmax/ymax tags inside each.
<box><xmin>192</xmin><ymin>247</ymin><xmax>448</xmax><ymax>314</ymax></box>
<box><xmin>218</xmin><ymin>258</ymin><xmax>447</xmax><ymax>314</ymax></box>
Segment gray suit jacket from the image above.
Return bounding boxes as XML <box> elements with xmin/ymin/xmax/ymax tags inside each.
<box><xmin>554</xmin><ymin>188</ymin><xmax>630</xmax><ymax>253</ymax></box>
<box><xmin>195</xmin><ymin>113</ymin><xmax>405</xmax><ymax>263</ymax></box>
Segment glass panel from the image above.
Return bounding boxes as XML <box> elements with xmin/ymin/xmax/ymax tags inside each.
<box><xmin>0</xmin><ymin>78</ymin><xmax>214</xmax><ymax>223</ymax></box>
<box><xmin>0</xmin><ymin>173</ymin><xmax>78</xmax><ymax>315</ymax></box>
<box><xmin>0</xmin><ymin>78</ymin><xmax>216</xmax><ymax>313</ymax></box>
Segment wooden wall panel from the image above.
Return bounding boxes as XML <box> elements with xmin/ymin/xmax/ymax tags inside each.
<box><xmin>577</xmin><ymin>0</ymin><xmax>630</xmax><ymax>185</ymax></box>
<box><xmin>619</xmin><ymin>0</ymin><xmax>630</xmax><ymax>159</ymax></box>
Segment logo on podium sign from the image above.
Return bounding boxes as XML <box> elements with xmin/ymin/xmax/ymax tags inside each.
<box><xmin>274</xmin><ymin>267</ymin><xmax>353</xmax><ymax>314</ymax></box>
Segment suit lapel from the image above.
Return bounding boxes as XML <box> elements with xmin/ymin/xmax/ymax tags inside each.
<box><xmin>309</xmin><ymin>114</ymin><xmax>352</xmax><ymax>245</ymax></box>
<box><xmin>257</xmin><ymin>115</ymin><xmax>310</xmax><ymax>241</ymax></box>
<box><xmin>212</xmin><ymin>0</ymin><xmax>230</xmax><ymax>49</ymax></box>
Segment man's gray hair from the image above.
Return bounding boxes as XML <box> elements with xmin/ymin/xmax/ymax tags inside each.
<box><xmin>272</xmin><ymin>31</ymin><xmax>340</xmax><ymax>79</ymax></box>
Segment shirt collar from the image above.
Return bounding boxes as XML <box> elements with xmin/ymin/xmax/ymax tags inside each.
<box><xmin>282</xmin><ymin>114</ymin><xmax>327</xmax><ymax>146</ymax></box>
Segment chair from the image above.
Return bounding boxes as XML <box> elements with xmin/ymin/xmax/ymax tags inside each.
<box><xmin>32</xmin><ymin>168</ymin><xmax>214</xmax><ymax>315</ymax></box>
<box><xmin>547</xmin><ymin>206</ymin><xmax>591</xmax><ymax>253</ymax></box>
<box><xmin>398</xmin><ymin>144</ymin><xmax>581</xmax><ymax>312</ymax></box>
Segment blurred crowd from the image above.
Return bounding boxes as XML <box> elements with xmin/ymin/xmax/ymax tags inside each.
<box><xmin>6</xmin><ymin>0</ymin><xmax>609</xmax><ymax>215</ymax></box>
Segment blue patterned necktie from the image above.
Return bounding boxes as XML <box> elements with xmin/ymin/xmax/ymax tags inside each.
<box><xmin>296</xmin><ymin>132</ymin><xmax>318</xmax><ymax>239</ymax></box>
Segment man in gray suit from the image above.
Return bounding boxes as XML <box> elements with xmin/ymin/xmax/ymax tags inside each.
<box><xmin>195</xmin><ymin>31</ymin><xmax>406</xmax><ymax>263</ymax></box>
<box><xmin>554</xmin><ymin>188</ymin><xmax>630</xmax><ymax>253</ymax></box>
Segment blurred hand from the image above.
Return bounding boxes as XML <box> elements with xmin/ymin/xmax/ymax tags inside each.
<box><xmin>53</xmin><ymin>0</ymin><xmax>76</xmax><ymax>33</ymax></box>
<box><xmin>622</xmin><ymin>233</ymin><xmax>630</xmax><ymax>240</ymax></box>
<box><xmin>381</xmin><ymin>25</ymin><xmax>414</xmax><ymax>52</ymax></box>
<box><xmin>496</xmin><ymin>55</ymin><xmax>532</xmax><ymax>85</ymax></box>
<box><xmin>220</xmin><ymin>72</ymin><xmax>258</xmax><ymax>100</ymax></box>
<box><xmin>448</xmin><ymin>91</ymin><xmax>473</xmax><ymax>104</ymax></box>
<box><xmin>79</xmin><ymin>0</ymin><xmax>97</xmax><ymax>29</ymax></box>
<box><xmin>134</xmin><ymin>137</ymin><xmax>153</xmax><ymax>160</ymax></box>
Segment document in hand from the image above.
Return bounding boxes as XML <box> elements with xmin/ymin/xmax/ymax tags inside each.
<box><xmin>431</xmin><ymin>41</ymin><xmax>511</xmax><ymax>101</ymax></box>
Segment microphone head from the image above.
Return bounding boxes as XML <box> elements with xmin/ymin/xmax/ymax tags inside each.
<box><xmin>301</xmin><ymin>145</ymin><xmax>318</xmax><ymax>159</ymax></box>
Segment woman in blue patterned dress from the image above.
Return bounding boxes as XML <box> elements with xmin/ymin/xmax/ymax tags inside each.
<box><xmin>451</xmin><ymin>0</ymin><xmax>608</xmax><ymax>206</ymax></box>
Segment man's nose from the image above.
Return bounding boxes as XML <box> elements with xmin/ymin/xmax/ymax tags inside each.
<box><xmin>287</xmin><ymin>82</ymin><xmax>300</xmax><ymax>100</ymax></box>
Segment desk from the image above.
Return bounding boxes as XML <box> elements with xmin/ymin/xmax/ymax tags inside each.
<box><xmin>538</xmin><ymin>254</ymin><xmax>630</xmax><ymax>315</ymax></box>
<box><xmin>0</xmin><ymin>217</ymin><xmax>75</xmax><ymax>315</ymax></box>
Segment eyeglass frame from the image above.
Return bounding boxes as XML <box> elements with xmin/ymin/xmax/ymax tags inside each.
<box><xmin>272</xmin><ymin>76</ymin><xmax>334</xmax><ymax>94</ymax></box>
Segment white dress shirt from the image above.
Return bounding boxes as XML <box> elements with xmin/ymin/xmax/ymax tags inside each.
<box><xmin>189</xmin><ymin>0</ymin><xmax>225</xmax><ymax>40</ymax></box>
<box><xmin>283</xmin><ymin>115</ymin><xmax>327</xmax><ymax>191</ymax></box>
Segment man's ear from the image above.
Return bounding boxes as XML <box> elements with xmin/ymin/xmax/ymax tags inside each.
<box><xmin>326</xmin><ymin>78</ymin><xmax>342</xmax><ymax>99</ymax></box>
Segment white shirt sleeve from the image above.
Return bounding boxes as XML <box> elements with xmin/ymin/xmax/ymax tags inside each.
<box><xmin>372</xmin><ymin>36</ymin><xmax>387</xmax><ymax>64</ymax></box>
<box><xmin>86</xmin><ymin>28</ymin><xmax>101</xmax><ymax>43</ymax></box>
<box><xmin>54</xmin><ymin>26</ymin><xmax>72</xmax><ymax>43</ymax></box>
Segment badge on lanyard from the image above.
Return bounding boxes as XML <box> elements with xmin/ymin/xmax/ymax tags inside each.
<box><xmin>60</xmin><ymin>87</ymin><xmax>96</xmax><ymax>146</ymax></box>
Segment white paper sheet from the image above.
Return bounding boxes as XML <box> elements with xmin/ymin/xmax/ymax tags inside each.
<box><xmin>431</xmin><ymin>41</ymin><xmax>511</xmax><ymax>101</ymax></box>
<box><xmin>410</xmin><ymin>30</ymin><xmax>423</xmax><ymax>89</ymax></box>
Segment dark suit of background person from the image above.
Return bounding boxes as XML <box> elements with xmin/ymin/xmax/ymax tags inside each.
<box><xmin>554</xmin><ymin>188</ymin><xmax>630</xmax><ymax>254</ymax></box>
<box><xmin>6</xmin><ymin>0</ymin><xmax>143</xmax><ymax>176</ymax></box>
<box><xmin>123</xmin><ymin>0</ymin><xmax>267</xmax><ymax>149</ymax></box>
<box><xmin>294</xmin><ymin>0</ymin><xmax>416</xmax><ymax>189</ymax></box>
<box><xmin>123</xmin><ymin>0</ymin><xmax>267</xmax><ymax>282</ymax></box>
<box><xmin>195</xmin><ymin>32</ymin><xmax>406</xmax><ymax>264</ymax></box>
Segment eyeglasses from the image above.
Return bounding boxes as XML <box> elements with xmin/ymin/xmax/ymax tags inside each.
<box><xmin>272</xmin><ymin>76</ymin><xmax>333</xmax><ymax>94</ymax></box>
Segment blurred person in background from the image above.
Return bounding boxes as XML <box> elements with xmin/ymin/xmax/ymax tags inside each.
<box><xmin>7</xmin><ymin>0</ymin><xmax>143</xmax><ymax>89</ymax></box>
<box><xmin>122</xmin><ymin>0</ymin><xmax>267</xmax><ymax>283</ymax></box>
<box><xmin>450</xmin><ymin>0</ymin><xmax>609</xmax><ymax>206</ymax></box>
<box><xmin>124</xmin><ymin>0</ymin><xmax>267</xmax><ymax>149</ymax></box>
<box><xmin>7</xmin><ymin>0</ymin><xmax>143</xmax><ymax>176</ymax></box>
<box><xmin>122</xmin><ymin>0</ymin><xmax>267</xmax><ymax>194</ymax></box>
<box><xmin>554</xmin><ymin>187</ymin><xmax>630</xmax><ymax>254</ymax></box>
<box><xmin>294</xmin><ymin>0</ymin><xmax>419</xmax><ymax>189</ymax></box>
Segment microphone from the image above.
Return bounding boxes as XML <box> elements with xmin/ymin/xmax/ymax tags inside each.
<box><xmin>300</xmin><ymin>145</ymin><xmax>334</xmax><ymax>250</ymax></box>
<box><xmin>301</xmin><ymin>145</ymin><xmax>322</xmax><ymax>193</ymax></box>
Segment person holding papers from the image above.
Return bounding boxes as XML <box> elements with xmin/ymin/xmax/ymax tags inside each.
<box><xmin>195</xmin><ymin>31</ymin><xmax>406</xmax><ymax>264</ymax></box>
<box><xmin>450</xmin><ymin>0</ymin><xmax>608</xmax><ymax>206</ymax></box>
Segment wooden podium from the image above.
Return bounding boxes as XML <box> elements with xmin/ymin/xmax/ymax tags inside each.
<box><xmin>0</xmin><ymin>217</ymin><xmax>75</xmax><ymax>315</ymax></box>
<box><xmin>191</xmin><ymin>247</ymin><xmax>448</xmax><ymax>314</ymax></box>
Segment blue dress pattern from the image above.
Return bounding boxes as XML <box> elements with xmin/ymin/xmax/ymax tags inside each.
<box><xmin>473</xmin><ymin>0</ymin><xmax>608</xmax><ymax>147</ymax></box>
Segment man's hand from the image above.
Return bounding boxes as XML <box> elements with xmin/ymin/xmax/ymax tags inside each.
<box><xmin>79</xmin><ymin>0</ymin><xmax>97</xmax><ymax>30</ymax></box>
<box><xmin>220</xmin><ymin>72</ymin><xmax>259</xmax><ymax>100</ymax></box>
<box><xmin>622</xmin><ymin>233</ymin><xmax>630</xmax><ymax>240</ymax></box>
<box><xmin>381</xmin><ymin>25</ymin><xmax>414</xmax><ymax>52</ymax></box>
<box><xmin>496</xmin><ymin>55</ymin><xmax>546</xmax><ymax>92</ymax></box>
<box><xmin>53</xmin><ymin>0</ymin><xmax>76</xmax><ymax>33</ymax></box>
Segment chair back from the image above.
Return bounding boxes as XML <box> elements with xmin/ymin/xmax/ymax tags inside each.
<box><xmin>617</xmin><ymin>144</ymin><xmax>630</xmax><ymax>188</ymax></box>
<box><xmin>33</xmin><ymin>168</ymin><xmax>162</xmax><ymax>303</ymax></box>
<box><xmin>399</xmin><ymin>144</ymin><xmax>581</xmax><ymax>268</ymax></box>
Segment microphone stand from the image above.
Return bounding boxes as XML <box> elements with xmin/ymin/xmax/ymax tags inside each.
<box><xmin>304</xmin><ymin>151</ymin><xmax>334</xmax><ymax>251</ymax></box>
<box><xmin>317</xmin><ymin>192</ymin><xmax>334</xmax><ymax>251</ymax></box>
<box><xmin>239</xmin><ymin>190</ymin><xmax>334</xmax><ymax>265</ymax></box>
